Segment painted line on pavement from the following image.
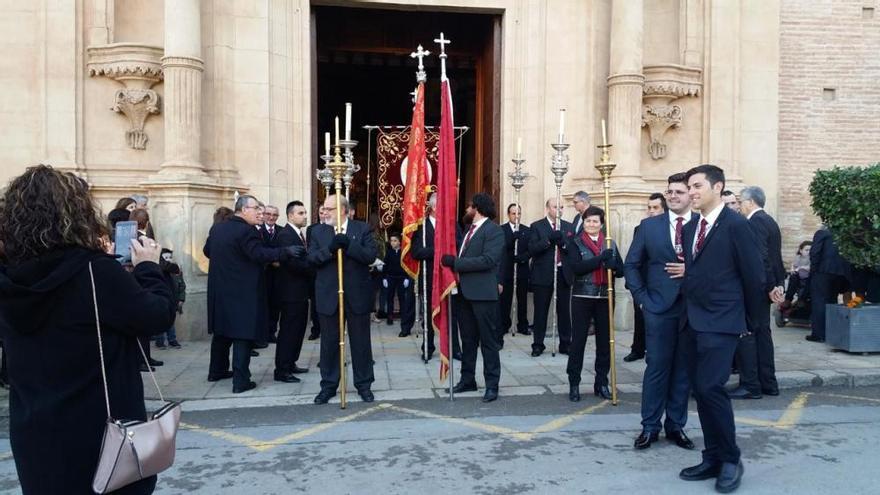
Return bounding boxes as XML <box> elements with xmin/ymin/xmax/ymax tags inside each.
<box><xmin>820</xmin><ymin>392</ymin><xmax>880</xmax><ymax>404</ymax></box>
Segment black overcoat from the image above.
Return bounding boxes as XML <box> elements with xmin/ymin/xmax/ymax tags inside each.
<box><xmin>307</xmin><ymin>220</ymin><xmax>378</xmax><ymax>316</ymax></box>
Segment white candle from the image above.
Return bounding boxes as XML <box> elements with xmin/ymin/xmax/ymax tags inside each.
<box><xmin>558</xmin><ymin>109</ymin><xmax>566</xmax><ymax>142</ymax></box>
<box><xmin>345</xmin><ymin>103</ymin><xmax>352</xmax><ymax>141</ymax></box>
<box><xmin>601</xmin><ymin>119</ymin><xmax>607</xmax><ymax>147</ymax></box>
<box><xmin>516</xmin><ymin>137</ymin><xmax>522</xmax><ymax>157</ymax></box>
<box><xmin>334</xmin><ymin>116</ymin><xmax>340</xmax><ymax>146</ymax></box>
<box><xmin>324</xmin><ymin>132</ymin><xmax>331</xmax><ymax>156</ymax></box>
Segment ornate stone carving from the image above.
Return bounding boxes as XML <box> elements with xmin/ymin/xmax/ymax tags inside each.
<box><xmin>112</xmin><ymin>89</ymin><xmax>160</xmax><ymax>150</ymax></box>
<box><xmin>641</xmin><ymin>64</ymin><xmax>702</xmax><ymax>160</ymax></box>
<box><xmin>87</xmin><ymin>43</ymin><xmax>164</xmax><ymax>150</ymax></box>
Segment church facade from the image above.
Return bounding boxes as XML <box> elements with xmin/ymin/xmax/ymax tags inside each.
<box><xmin>2</xmin><ymin>0</ymin><xmax>877</xmax><ymax>337</ymax></box>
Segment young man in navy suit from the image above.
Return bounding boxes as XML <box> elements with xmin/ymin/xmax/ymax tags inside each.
<box><xmin>624</xmin><ymin>173</ymin><xmax>696</xmax><ymax>451</ymax></box>
<box><xmin>678</xmin><ymin>164</ymin><xmax>764</xmax><ymax>493</ymax></box>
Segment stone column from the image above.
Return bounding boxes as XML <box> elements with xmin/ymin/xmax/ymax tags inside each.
<box><xmin>160</xmin><ymin>0</ymin><xmax>206</xmax><ymax>177</ymax></box>
<box><xmin>607</xmin><ymin>0</ymin><xmax>645</xmax><ymax>181</ymax></box>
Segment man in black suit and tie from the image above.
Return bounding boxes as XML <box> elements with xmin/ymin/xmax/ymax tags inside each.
<box><xmin>412</xmin><ymin>194</ymin><xmax>437</xmax><ymax>360</ymax></box>
<box><xmin>678</xmin><ymin>165</ymin><xmax>764</xmax><ymax>493</ymax></box>
<box><xmin>204</xmin><ymin>195</ymin><xmax>302</xmax><ymax>393</ymax></box>
<box><xmin>571</xmin><ymin>191</ymin><xmax>591</xmax><ymax>233</ymax></box>
<box><xmin>271</xmin><ymin>201</ymin><xmax>312</xmax><ymax>383</ymax></box>
<box><xmin>308</xmin><ymin>195</ymin><xmax>379</xmax><ymax>404</ymax></box>
<box><xmin>528</xmin><ymin>198</ymin><xmax>574</xmax><ymax>356</ymax></box>
<box><xmin>807</xmin><ymin>227</ymin><xmax>851</xmax><ymax>342</ymax></box>
<box><xmin>305</xmin><ymin>205</ymin><xmax>326</xmax><ymax>341</ymax></box>
<box><xmin>499</xmin><ymin>204</ymin><xmax>531</xmax><ymax>338</ymax></box>
<box><xmin>624</xmin><ymin>174</ymin><xmax>695</xmax><ymax>451</ymax></box>
<box><xmin>728</xmin><ymin>186</ymin><xmax>784</xmax><ymax>399</ymax></box>
<box><xmin>441</xmin><ymin>193</ymin><xmax>505</xmax><ymax>403</ymax></box>
<box><xmin>260</xmin><ymin>205</ymin><xmax>282</xmax><ymax>345</ymax></box>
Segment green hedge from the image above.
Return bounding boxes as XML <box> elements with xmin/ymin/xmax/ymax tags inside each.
<box><xmin>809</xmin><ymin>163</ymin><xmax>880</xmax><ymax>269</ymax></box>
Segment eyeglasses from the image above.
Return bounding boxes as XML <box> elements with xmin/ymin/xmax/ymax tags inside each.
<box><xmin>665</xmin><ymin>190</ymin><xmax>689</xmax><ymax>196</ymax></box>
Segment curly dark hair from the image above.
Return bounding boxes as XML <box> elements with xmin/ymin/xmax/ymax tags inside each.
<box><xmin>0</xmin><ymin>164</ymin><xmax>107</xmax><ymax>262</ymax></box>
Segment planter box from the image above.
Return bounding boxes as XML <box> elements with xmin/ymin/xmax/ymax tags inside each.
<box><xmin>826</xmin><ymin>304</ymin><xmax>880</xmax><ymax>352</ymax></box>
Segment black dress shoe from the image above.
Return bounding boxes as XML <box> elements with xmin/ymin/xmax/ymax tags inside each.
<box><xmin>715</xmin><ymin>460</ymin><xmax>744</xmax><ymax>493</ymax></box>
<box><xmin>250</xmin><ymin>350</ymin><xmax>260</xmax><ymax>357</ymax></box>
<box><xmin>358</xmin><ymin>389</ymin><xmax>375</xmax><ymax>403</ymax></box>
<box><xmin>633</xmin><ymin>430</ymin><xmax>659</xmax><ymax>449</ymax></box>
<box><xmin>667</xmin><ymin>430</ymin><xmax>695</xmax><ymax>450</ymax></box>
<box><xmin>387</xmin><ymin>318</ymin><xmax>394</xmax><ymax>326</ymax></box>
<box><xmin>530</xmin><ymin>348</ymin><xmax>544</xmax><ymax>357</ymax></box>
<box><xmin>762</xmin><ymin>388</ymin><xmax>780</xmax><ymax>396</ymax></box>
<box><xmin>679</xmin><ymin>460</ymin><xmax>721</xmax><ymax>481</ymax></box>
<box><xmin>314</xmin><ymin>390</ymin><xmax>335</xmax><ymax>404</ymax></box>
<box><xmin>452</xmin><ymin>381</ymin><xmax>478</xmax><ymax>393</ymax></box>
<box><xmin>594</xmin><ymin>384</ymin><xmax>612</xmax><ymax>400</ymax></box>
<box><xmin>207</xmin><ymin>370</ymin><xmax>234</xmax><ymax>382</ymax></box>
<box><xmin>452</xmin><ymin>352</ymin><xmax>462</xmax><ymax>361</ymax></box>
<box><xmin>307</xmin><ymin>333</ymin><xmax>320</xmax><ymax>341</ymax></box>
<box><xmin>148</xmin><ymin>357</ymin><xmax>164</xmax><ymax>367</ymax></box>
<box><xmin>568</xmin><ymin>385</ymin><xmax>581</xmax><ymax>402</ymax></box>
<box><xmin>233</xmin><ymin>381</ymin><xmax>257</xmax><ymax>394</ymax></box>
<box><xmin>805</xmin><ymin>335</ymin><xmax>825</xmax><ymax>343</ymax></box>
<box><xmin>253</xmin><ymin>342</ymin><xmax>269</xmax><ymax>349</ymax></box>
<box><xmin>273</xmin><ymin>371</ymin><xmax>301</xmax><ymax>383</ymax></box>
<box><xmin>482</xmin><ymin>388</ymin><xmax>498</xmax><ymax>402</ymax></box>
<box><xmin>139</xmin><ymin>364</ymin><xmax>156</xmax><ymax>373</ymax></box>
<box><xmin>517</xmin><ymin>328</ymin><xmax>532</xmax><ymax>336</ymax></box>
<box><xmin>398</xmin><ymin>330</ymin><xmax>411</xmax><ymax>337</ymax></box>
<box><xmin>623</xmin><ymin>352</ymin><xmax>645</xmax><ymax>362</ymax></box>
<box><xmin>728</xmin><ymin>387</ymin><xmax>762</xmax><ymax>400</ymax></box>
<box><xmin>291</xmin><ymin>365</ymin><xmax>309</xmax><ymax>374</ymax></box>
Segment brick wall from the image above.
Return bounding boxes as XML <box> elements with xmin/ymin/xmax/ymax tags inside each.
<box><xmin>778</xmin><ymin>0</ymin><xmax>880</xmax><ymax>263</ymax></box>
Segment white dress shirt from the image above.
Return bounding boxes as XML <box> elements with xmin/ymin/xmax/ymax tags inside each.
<box><xmin>668</xmin><ymin>210</ymin><xmax>692</xmax><ymax>254</ymax></box>
<box><xmin>459</xmin><ymin>217</ymin><xmax>488</xmax><ymax>256</ymax></box>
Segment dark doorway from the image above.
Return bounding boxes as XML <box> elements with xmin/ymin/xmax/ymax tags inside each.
<box><xmin>312</xmin><ymin>5</ymin><xmax>501</xmax><ymax>226</ymax></box>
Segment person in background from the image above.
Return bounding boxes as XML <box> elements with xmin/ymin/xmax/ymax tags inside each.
<box><xmin>155</xmin><ymin>249</ymin><xmax>185</xmax><ymax>349</ymax></box>
<box><xmin>128</xmin><ymin>208</ymin><xmax>163</xmax><ymax>370</ymax></box>
<box><xmin>807</xmin><ymin>227</ymin><xmax>851</xmax><ymax>343</ymax></box>
<box><xmin>782</xmin><ymin>241</ymin><xmax>812</xmax><ymax>306</ymax></box>
<box><xmin>383</xmin><ymin>234</ymin><xmax>415</xmax><ymax>336</ymax></box>
<box><xmin>214</xmin><ymin>206</ymin><xmax>234</xmax><ymax>224</ymax></box>
<box><xmin>721</xmin><ymin>190</ymin><xmax>740</xmax><ymax>213</ymax></box>
<box><xmin>260</xmin><ymin>205</ymin><xmax>282</xmax><ymax>344</ymax></box>
<box><xmin>0</xmin><ymin>164</ymin><xmax>176</xmax><ymax>494</ymax></box>
<box><xmin>115</xmin><ymin>197</ymin><xmax>137</xmax><ymax>212</ymax></box>
<box><xmin>571</xmin><ymin>191</ymin><xmax>591</xmax><ymax>233</ymax></box>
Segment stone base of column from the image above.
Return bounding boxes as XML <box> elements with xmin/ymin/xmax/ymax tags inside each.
<box><xmin>140</xmin><ymin>178</ymin><xmax>246</xmax><ymax>340</ymax></box>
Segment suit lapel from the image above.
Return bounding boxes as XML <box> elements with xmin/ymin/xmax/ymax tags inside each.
<box><xmin>693</xmin><ymin>207</ymin><xmax>728</xmax><ymax>262</ymax></box>
<box><xmin>657</xmin><ymin>217</ymin><xmax>678</xmax><ymax>260</ymax></box>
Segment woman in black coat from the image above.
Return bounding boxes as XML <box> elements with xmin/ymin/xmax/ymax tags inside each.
<box><xmin>0</xmin><ymin>165</ymin><xmax>176</xmax><ymax>494</ymax></box>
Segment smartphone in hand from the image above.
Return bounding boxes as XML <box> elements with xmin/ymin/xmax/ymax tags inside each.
<box><xmin>114</xmin><ymin>221</ymin><xmax>138</xmax><ymax>263</ymax></box>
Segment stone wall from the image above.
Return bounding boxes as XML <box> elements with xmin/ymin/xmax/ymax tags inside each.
<box><xmin>778</xmin><ymin>0</ymin><xmax>880</xmax><ymax>261</ymax></box>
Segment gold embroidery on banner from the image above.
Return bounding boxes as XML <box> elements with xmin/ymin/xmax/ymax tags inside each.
<box><xmin>376</xmin><ymin>128</ymin><xmax>440</xmax><ymax>228</ymax></box>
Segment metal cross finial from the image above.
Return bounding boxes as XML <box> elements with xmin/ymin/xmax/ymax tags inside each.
<box><xmin>434</xmin><ymin>33</ymin><xmax>451</xmax><ymax>80</ymax></box>
<box><xmin>411</xmin><ymin>44</ymin><xmax>431</xmax><ymax>83</ymax></box>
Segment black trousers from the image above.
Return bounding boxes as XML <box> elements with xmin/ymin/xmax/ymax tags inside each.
<box><xmin>209</xmin><ymin>335</ymin><xmax>253</xmax><ymax>389</ymax></box>
<box><xmin>458</xmin><ymin>298</ymin><xmax>501</xmax><ymax>389</ymax></box>
<box><xmin>631</xmin><ymin>304</ymin><xmax>646</xmax><ymax>355</ymax></box>
<box><xmin>309</xmin><ymin>288</ymin><xmax>321</xmax><ymax>337</ymax></box>
<box><xmin>267</xmin><ymin>301</ymin><xmax>281</xmax><ymax>340</ymax></box>
<box><xmin>417</xmin><ymin>281</ymin><xmax>436</xmax><ymax>354</ymax></box>
<box><xmin>532</xmin><ymin>276</ymin><xmax>572</xmax><ymax>351</ymax></box>
<box><xmin>567</xmin><ymin>297</ymin><xmax>610</xmax><ymax>387</ymax></box>
<box><xmin>810</xmin><ymin>272</ymin><xmax>844</xmax><ymax>340</ymax></box>
<box><xmin>641</xmin><ymin>309</ymin><xmax>690</xmax><ymax>434</ymax></box>
<box><xmin>687</xmin><ymin>327</ymin><xmax>741</xmax><ymax>464</ymax></box>
<box><xmin>318</xmin><ymin>311</ymin><xmax>374</xmax><ymax>393</ymax></box>
<box><xmin>500</xmin><ymin>275</ymin><xmax>530</xmax><ymax>334</ymax></box>
<box><xmin>386</xmin><ymin>277</ymin><xmax>416</xmax><ymax>332</ymax></box>
<box><xmin>275</xmin><ymin>300</ymin><xmax>308</xmax><ymax>374</ymax></box>
<box><xmin>735</xmin><ymin>301</ymin><xmax>778</xmax><ymax>393</ymax></box>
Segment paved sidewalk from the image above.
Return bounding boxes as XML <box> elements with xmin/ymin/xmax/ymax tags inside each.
<box><xmin>129</xmin><ymin>319</ymin><xmax>880</xmax><ymax>411</ymax></box>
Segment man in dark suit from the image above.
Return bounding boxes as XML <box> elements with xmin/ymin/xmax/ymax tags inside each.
<box><xmin>308</xmin><ymin>195</ymin><xmax>379</xmax><ymax>404</ymax></box>
<box><xmin>412</xmin><ymin>194</ymin><xmax>437</xmax><ymax>360</ymax></box>
<box><xmin>728</xmin><ymin>186</ymin><xmax>784</xmax><ymax>399</ymax></box>
<box><xmin>528</xmin><ymin>198</ymin><xmax>574</xmax><ymax>356</ymax></box>
<box><xmin>259</xmin><ymin>205</ymin><xmax>281</xmax><ymax>346</ymax></box>
<box><xmin>204</xmin><ymin>195</ymin><xmax>302</xmax><ymax>393</ymax></box>
<box><xmin>571</xmin><ymin>191</ymin><xmax>591</xmax><ymax>233</ymax></box>
<box><xmin>678</xmin><ymin>165</ymin><xmax>764</xmax><ymax>493</ymax></box>
<box><xmin>271</xmin><ymin>201</ymin><xmax>313</xmax><ymax>383</ymax></box>
<box><xmin>499</xmin><ymin>203</ymin><xmax>531</xmax><ymax>339</ymax></box>
<box><xmin>383</xmin><ymin>234</ymin><xmax>415</xmax><ymax>336</ymax></box>
<box><xmin>441</xmin><ymin>193</ymin><xmax>505</xmax><ymax>403</ymax></box>
<box><xmin>624</xmin><ymin>175</ymin><xmax>695</xmax><ymax>451</ymax></box>
<box><xmin>807</xmin><ymin>227</ymin><xmax>851</xmax><ymax>342</ymax></box>
<box><xmin>624</xmin><ymin>192</ymin><xmax>668</xmax><ymax>363</ymax></box>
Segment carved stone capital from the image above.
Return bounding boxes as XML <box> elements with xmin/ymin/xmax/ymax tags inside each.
<box><xmin>112</xmin><ymin>89</ymin><xmax>160</xmax><ymax>150</ymax></box>
<box><xmin>640</xmin><ymin>64</ymin><xmax>702</xmax><ymax>160</ymax></box>
<box><xmin>87</xmin><ymin>43</ymin><xmax>164</xmax><ymax>150</ymax></box>
<box><xmin>161</xmin><ymin>55</ymin><xmax>205</xmax><ymax>72</ymax></box>
<box><xmin>641</xmin><ymin>104</ymin><xmax>683</xmax><ymax>160</ymax></box>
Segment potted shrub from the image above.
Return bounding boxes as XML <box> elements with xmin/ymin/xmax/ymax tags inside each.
<box><xmin>809</xmin><ymin>163</ymin><xmax>880</xmax><ymax>352</ymax></box>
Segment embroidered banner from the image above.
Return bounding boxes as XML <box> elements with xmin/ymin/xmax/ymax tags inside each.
<box><xmin>376</xmin><ymin>127</ymin><xmax>439</xmax><ymax>228</ymax></box>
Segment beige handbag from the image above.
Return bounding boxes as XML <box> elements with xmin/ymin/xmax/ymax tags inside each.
<box><xmin>87</xmin><ymin>262</ymin><xmax>182</xmax><ymax>494</ymax></box>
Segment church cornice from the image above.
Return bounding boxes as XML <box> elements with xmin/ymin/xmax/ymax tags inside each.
<box><xmin>640</xmin><ymin>64</ymin><xmax>703</xmax><ymax>160</ymax></box>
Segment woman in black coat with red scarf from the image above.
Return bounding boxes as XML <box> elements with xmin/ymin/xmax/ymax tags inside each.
<box><xmin>565</xmin><ymin>206</ymin><xmax>624</xmax><ymax>402</ymax></box>
<box><xmin>0</xmin><ymin>165</ymin><xmax>176</xmax><ymax>494</ymax></box>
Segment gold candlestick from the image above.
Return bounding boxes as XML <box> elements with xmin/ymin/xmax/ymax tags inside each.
<box><xmin>595</xmin><ymin>141</ymin><xmax>618</xmax><ymax>406</ymax></box>
<box><xmin>328</xmin><ymin>145</ymin><xmax>349</xmax><ymax>409</ymax></box>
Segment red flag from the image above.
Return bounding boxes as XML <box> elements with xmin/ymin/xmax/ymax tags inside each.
<box><xmin>400</xmin><ymin>82</ymin><xmax>429</xmax><ymax>280</ymax></box>
<box><xmin>432</xmin><ymin>79</ymin><xmax>458</xmax><ymax>381</ymax></box>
